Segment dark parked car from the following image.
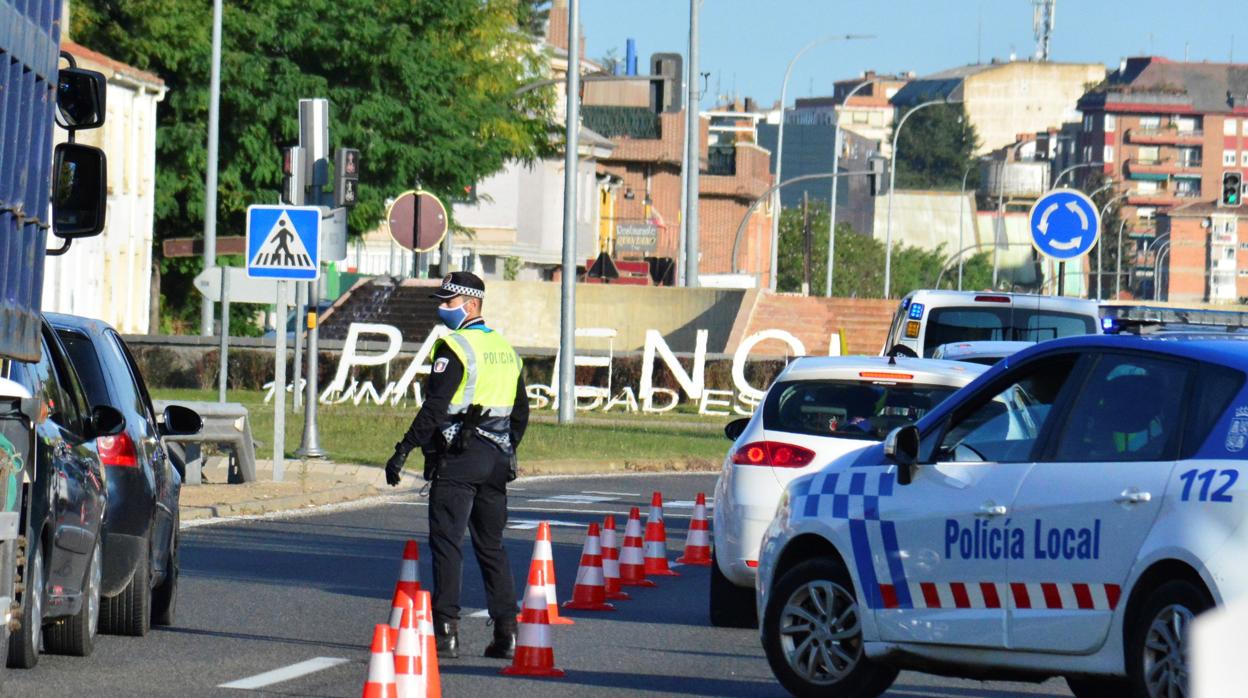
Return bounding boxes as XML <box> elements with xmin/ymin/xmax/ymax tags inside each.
<box><xmin>1</xmin><ymin>319</ymin><xmax>121</xmax><ymax>666</ymax></box>
<box><xmin>48</xmin><ymin>314</ymin><xmax>200</xmax><ymax>638</ymax></box>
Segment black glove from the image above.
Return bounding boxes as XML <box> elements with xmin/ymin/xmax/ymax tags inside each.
<box><xmin>385</xmin><ymin>444</ymin><xmax>409</xmax><ymax>487</ymax></box>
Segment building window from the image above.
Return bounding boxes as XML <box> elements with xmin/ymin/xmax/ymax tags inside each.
<box><xmin>1105</xmin><ymin>114</ymin><xmax>1116</xmax><ymax>132</ymax></box>
<box><xmin>1175</xmin><ymin>116</ymin><xmax>1199</xmax><ymax>132</ymax></box>
<box><xmin>1083</xmin><ymin>114</ymin><xmax>1094</xmax><ymax>131</ymax></box>
<box><xmin>1140</xmin><ymin>115</ymin><xmax>1161</xmax><ymax>129</ymax></box>
<box><xmin>1242</xmin><ymin>152</ymin><xmax>1248</xmax><ymax>166</ymax></box>
<box><xmin>1175</xmin><ymin>178</ymin><xmax>1201</xmax><ymax>196</ymax></box>
<box><xmin>1138</xmin><ymin>145</ymin><xmax>1160</xmax><ymax>164</ymax></box>
<box><xmin>1226</xmin><ymin>118</ymin><xmax>1240</xmax><ymax>136</ymax></box>
<box><xmin>1083</xmin><ymin>145</ymin><xmax>1093</xmax><ymax>162</ymax></box>
<box><xmin>1104</xmin><ymin>145</ymin><xmax>1115</xmax><ymax>162</ymax></box>
<box><xmin>1138</xmin><ymin>207</ymin><xmax>1157</xmax><ymax>220</ymax></box>
<box><xmin>1225</xmin><ymin>150</ymin><xmax>1238</xmax><ymax>166</ymax></box>
<box><xmin>1136</xmin><ymin>180</ymin><xmax>1160</xmax><ymax>194</ymax></box>
<box><xmin>852</xmin><ymin>111</ymin><xmax>868</xmax><ymax>124</ymax></box>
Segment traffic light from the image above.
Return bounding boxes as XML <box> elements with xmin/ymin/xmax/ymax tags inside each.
<box><xmin>334</xmin><ymin>148</ymin><xmax>359</xmax><ymax>207</ymax></box>
<box><xmin>868</xmin><ymin>155</ymin><xmax>888</xmax><ymax>196</ymax></box>
<box><xmin>1221</xmin><ymin>171</ymin><xmax>1243</xmax><ymax>207</ymax></box>
<box><xmin>281</xmin><ymin>146</ymin><xmax>305</xmax><ymax>205</ymax></box>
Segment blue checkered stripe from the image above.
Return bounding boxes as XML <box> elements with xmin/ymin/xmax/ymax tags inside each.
<box><xmin>791</xmin><ymin>468</ymin><xmax>913</xmax><ymax>609</ymax></box>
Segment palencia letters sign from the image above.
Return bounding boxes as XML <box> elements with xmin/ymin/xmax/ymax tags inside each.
<box><xmin>264</xmin><ymin>323</ymin><xmax>844</xmax><ymax>417</ymax></box>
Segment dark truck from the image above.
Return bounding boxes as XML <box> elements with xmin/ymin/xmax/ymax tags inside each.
<box><xmin>0</xmin><ymin>0</ymin><xmax>111</xmax><ymax>681</ymax></box>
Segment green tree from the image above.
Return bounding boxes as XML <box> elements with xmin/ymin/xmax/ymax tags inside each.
<box><xmin>892</xmin><ymin>103</ymin><xmax>980</xmax><ymax>190</ymax></box>
<box><xmin>72</xmin><ymin>0</ymin><xmax>556</xmax><ymax>331</ymax></box>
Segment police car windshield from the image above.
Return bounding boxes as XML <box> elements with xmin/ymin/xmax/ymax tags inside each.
<box><xmin>923</xmin><ymin>308</ymin><xmax>1096</xmax><ymax>357</ymax></box>
<box><xmin>764</xmin><ymin>380</ymin><xmax>958</xmax><ymax>441</ymax></box>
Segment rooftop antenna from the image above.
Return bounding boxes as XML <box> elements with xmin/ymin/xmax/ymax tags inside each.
<box><xmin>1032</xmin><ymin>0</ymin><xmax>1056</xmax><ymax>62</ymax></box>
<box><xmin>976</xmin><ymin>5</ymin><xmax>983</xmax><ymax>63</ymax></box>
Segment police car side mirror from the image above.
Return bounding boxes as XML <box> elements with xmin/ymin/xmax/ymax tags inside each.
<box><xmin>884</xmin><ymin>425</ymin><xmax>920</xmax><ymax>485</ymax></box>
<box><xmin>724</xmin><ymin>418</ymin><xmax>749</xmax><ymax>441</ymax></box>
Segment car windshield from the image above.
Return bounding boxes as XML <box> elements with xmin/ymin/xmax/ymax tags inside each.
<box><xmin>763</xmin><ymin>379</ymin><xmax>960</xmax><ymax>441</ymax></box>
<box><xmin>923</xmin><ymin>307</ymin><xmax>1096</xmax><ymax>357</ymax></box>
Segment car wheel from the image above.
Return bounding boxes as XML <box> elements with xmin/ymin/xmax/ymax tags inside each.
<box><xmin>6</xmin><ymin>540</ymin><xmax>42</xmax><ymax>669</ymax></box>
<box><xmin>44</xmin><ymin>537</ymin><xmax>101</xmax><ymax>656</ymax></box>
<box><xmin>762</xmin><ymin>558</ymin><xmax>898</xmax><ymax>698</ymax></box>
<box><xmin>1126</xmin><ymin>580</ymin><xmax>1209</xmax><ymax>698</ymax></box>
<box><xmin>99</xmin><ymin>544</ymin><xmax>150</xmax><ymax>637</ymax></box>
<box><xmin>709</xmin><ymin>549</ymin><xmax>757</xmax><ymax>628</ymax></box>
<box><xmin>1065</xmin><ymin>676</ymin><xmax>1132</xmax><ymax>697</ymax></box>
<box><xmin>151</xmin><ymin>522</ymin><xmax>178</xmax><ymax>627</ymax></box>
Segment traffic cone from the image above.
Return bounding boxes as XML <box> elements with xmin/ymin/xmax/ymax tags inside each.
<box><xmin>388</xmin><ymin>540</ymin><xmax>422</xmax><ymax>644</ymax></box>
<box><xmin>676</xmin><ymin>492</ymin><xmax>713</xmax><ymax>566</ymax></box>
<box><xmin>414</xmin><ymin>591</ymin><xmax>442</xmax><ymax>698</ymax></box>
<box><xmin>600</xmin><ymin>515</ymin><xmax>630</xmax><ymax>601</ymax></box>
<box><xmin>362</xmin><ymin>624</ymin><xmax>398</xmax><ymax>698</ymax></box>
<box><xmin>518</xmin><ymin>522</ymin><xmax>574</xmax><ymax>625</ymax></box>
<box><xmin>561</xmin><ymin>522</ymin><xmax>615</xmax><ymax>612</ymax></box>
<box><xmin>643</xmin><ymin>491</ymin><xmax>680</xmax><ymax>576</ymax></box>
<box><xmin>501</xmin><ymin>565</ymin><xmax>565</xmax><ymax>677</ymax></box>
<box><xmin>618</xmin><ymin>507</ymin><xmax>655</xmax><ymax>587</ymax></box>
<box><xmin>394</xmin><ymin>604</ymin><xmax>425</xmax><ymax>698</ymax></box>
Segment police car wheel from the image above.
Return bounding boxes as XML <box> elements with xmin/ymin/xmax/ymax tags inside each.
<box><xmin>1126</xmin><ymin>580</ymin><xmax>1210</xmax><ymax>698</ymax></box>
<box><xmin>762</xmin><ymin>558</ymin><xmax>897</xmax><ymax>698</ymax></box>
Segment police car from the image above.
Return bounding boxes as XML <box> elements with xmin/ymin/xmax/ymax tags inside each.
<box><xmin>756</xmin><ymin>334</ymin><xmax>1248</xmax><ymax>698</ymax></box>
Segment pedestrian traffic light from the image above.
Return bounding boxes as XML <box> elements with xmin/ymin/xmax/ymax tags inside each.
<box><xmin>281</xmin><ymin>146</ymin><xmax>306</xmax><ymax>205</ymax></box>
<box><xmin>1221</xmin><ymin>171</ymin><xmax>1243</xmax><ymax>207</ymax></box>
<box><xmin>334</xmin><ymin>147</ymin><xmax>359</xmax><ymax>207</ymax></box>
<box><xmin>868</xmin><ymin>155</ymin><xmax>888</xmax><ymax>196</ymax></box>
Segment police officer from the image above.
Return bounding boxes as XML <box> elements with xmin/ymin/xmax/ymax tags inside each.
<box><xmin>385</xmin><ymin>272</ymin><xmax>528</xmax><ymax>660</ymax></box>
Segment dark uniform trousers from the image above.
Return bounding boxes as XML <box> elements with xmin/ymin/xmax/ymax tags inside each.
<box><xmin>427</xmin><ymin>434</ymin><xmax>516</xmax><ymax>626</ymax></box>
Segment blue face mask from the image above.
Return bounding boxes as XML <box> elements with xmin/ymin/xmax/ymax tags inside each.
<box><xmin>438</xmin><ymin>304</ymin><xmax>469</xmax><ymax>330</ymax></box>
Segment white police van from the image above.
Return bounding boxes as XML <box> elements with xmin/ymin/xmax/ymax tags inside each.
<box><xmin>756</xmin><ymin>334</ymin><xmax>1248</xmax><ymax>698</ymax></box>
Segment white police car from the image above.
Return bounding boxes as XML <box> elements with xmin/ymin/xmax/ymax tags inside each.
<box><xmin>756</xmin><ymin>334</ymin><xmax>1248</xmax><ymax>698</ymax></box>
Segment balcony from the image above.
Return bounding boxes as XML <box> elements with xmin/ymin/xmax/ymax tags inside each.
<box><xmin>582</xmin><ymin>106</ymin><xmax>661</xmax><ymax>139</ymax></box>
<box><xmin>707</xmin><ymin>146</ymin><xmax>736</xmax><ymax>176</ymax></box>
<box><xmin>1127</xmin><ymin>128</ymin><xmax>1205</xmax><ymax>145</ymax></box>
<box><xmin>1126</xmin><ymin>189</ymin><xmax>1202</xmax><ymax>206</ymax></box>
<box><xmin>1125</xmin><ymin>157</ymin><xmax>1203</xmax><ymax>178</ymax></box>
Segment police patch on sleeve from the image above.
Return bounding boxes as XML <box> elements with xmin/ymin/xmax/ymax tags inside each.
<box><xmin>433</xmin><ymin>358</ymin><xmax>449</xmax><ymax>374</ymax></box>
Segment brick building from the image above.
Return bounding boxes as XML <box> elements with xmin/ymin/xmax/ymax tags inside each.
<box><xmin>1150</xmin><ymin>202</ymin><xmax>1248</xmax><ymax>303</ymax></box>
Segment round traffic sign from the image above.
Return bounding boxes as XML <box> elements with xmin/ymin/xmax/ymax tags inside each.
<box><xmin>386</xmin><ymin>190</ymin><xmax>447</xmax><ymax>253</ymax></box>
<box><xmin>1028</xmin><ymin>188</ymin><xmax>1101</xmax><ymax>261</ymax></box>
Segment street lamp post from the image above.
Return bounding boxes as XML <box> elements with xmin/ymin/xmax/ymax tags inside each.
<box><xmin>1115</xmin><ymin>218</ymin><xmax>1128</xmax><ymax>298</ymax></box>
<box><xmin>1096</xmin><ymin>192</ymin><xmax>1129</xmax><ymax>300</ymax></box>
<box><xmin>769</xmin><ymin>34</ymin><xmax>872</xmax><ymax>291</ymax></box>
<box><xmin>825</xmin><ymin>78</ymin><xmax>876</xmax><ymax>296</ymax></box>
<box><xmin>991</xmin><ymin>141</ymin><xmax>1030</xmax><ymax>289</ymax></box>
<box><xmin>1053</xmin><ymin>161</ymin><xmax>1104</xmax><ymax>188</ymax></box>
<box><xmin>957</xmin><ymin>162</ymin><xmax>974</xmax><ymax>290</ymax></box>
<box><xmin>200</xmin><ymin>0</ymin><xmax>223</xmax><ymax>336</ymax></box>
<box><xmin>1153</xmin><ymin>242</ymin><xmax>1172</xmax><ymax>301</ymax></box>
<box><xmin>885</xmin><ymin>98</ymin><xmax>955</xmax><ymax>298</ymax></box>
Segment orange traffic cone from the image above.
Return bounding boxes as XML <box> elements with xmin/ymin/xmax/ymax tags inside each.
<box><xmin>414</xmin><ymin>591</ymin><xmax>442</xmax><ymax>698</ymax></box>
<box><xmin>362</xmin><ymin>624</ymin><xmax>398</xmax><ymax>698</ymax></box>
<box><xmin>501</xmin><ymin>566</ymin><xmax>565</xmax><ymax>677</ymax></box>
<box><xmin>618</xmin><ymin>507</ymin><xmax>655</xmax><ymax>587</ymax></box>
<box><xmin>561</xmin><ymin>522</ymin><xmax>615</xmax><ymax>612</ymax></box>
<box><xmin>600</xmin><ymin>515</ymin><xmax>630</xmax><ymax>601</ymax></box>
<box><xmin>643</xmin><ymin>492</ymin><xmax>680</xmax><ymax>576</ymax></box>
<box><xmin>518</xmin><ymin>522</ymin><xmax>574</xmax><ymax>625</ymax></box>
<box><xmin>388</xmin><ymin>540</ymin><xmax>422</xmax><ymax>643</ymax></box>
<box><xmin>394</xmin><ymin>604</ymin><xmax>425</xmax><ymax>698</ymax></box>
<box><xmin>676</xmin><ymin>492</ymin><xmax>713</xmax><ymax>566</ymax></box>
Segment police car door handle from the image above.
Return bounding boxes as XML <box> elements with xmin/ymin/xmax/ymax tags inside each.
<box><xmin>1115</xmin><ymin>489</ymin><xmax>1152</xmax><ymax>505</ymax></box>
<box><xmin>976</xmin><ymin>504</ymin><xmax>1008</xmax><ymax>518</ymax></box>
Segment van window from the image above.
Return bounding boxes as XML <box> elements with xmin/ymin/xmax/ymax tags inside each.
<box><xmin>764</xmin><ymin>380</ymin><xmax>959</xmax><ymax>441</ymax></box>
<box><xmin>923</xmin><ymin>308</ymin><xmax>1096</xmax><ymax>357</ymax></box>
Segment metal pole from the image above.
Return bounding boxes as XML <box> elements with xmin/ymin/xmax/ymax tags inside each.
<box><xmin>557</xmin><ymin>0</ymin><xmax>581</xmax><ymax>425</ymax></box>
<box><xmin>273</xmin><ymin>281</ymin><xmax>288</xmax><ymax>482</ymax></box>
<box><xmin>683</xmin><ymin>0</ymin><xmax>700</xmax><ymax>288</ymax></box>
<box><xmin>1053</xmin><ymin>161</ymin><xmax>1104</xmax><ymax>188</ymax></box>
<box><xmin>298</xmin><ymin>274</ymin><xmax>325</xmax><ymax>458</ymax></box>
<box><xmin>825</xmin><ymin>80</ymin><xmax>875</xmax><ymax>296</ymax></box>
<box><xmin>217</xmin><ymin>269</ymin><xmax>230</xmax><ymax>403</ymax></box>
<box><xmin>1154</xmin><ymin>243</ymin><xmax>1171</xmax><ymax>301</ymax></box>
<box><xmin>1095</xmin><ymin>192</ymin><xmax>1127</xmax><ymax>300</ymax></box>
<box><xmin>885</xmin><ymin>98</ymin><xmax>950</xmax><ymax>298</ymax></box>
<box><xmin>200</xmin><ymin>0</ymin><xmax>223</xmax><ymax>336</ymax></box>
<box><xmin>992</xmin><ymin>141</ymin><xmax>1028</xmax><ymax>290</ymax></box>
<box><xmin>1115</xmin><ymin>218</ymin><xmax>1127</xmax><ymax>298</ymax></box>
<box><xmin>957</xmin><ymin>163</ymin><xmax>973</xmax><ymax>290</ymax></box>
<box><xmin>296</xmin><ymin>98</ymin><xmax>329</xmax><ymax>458</ymax></box>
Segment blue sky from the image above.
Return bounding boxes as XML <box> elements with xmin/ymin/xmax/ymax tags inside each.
<box><xmin>578</xmin><ymin>0</ymin><xmax>1241</xmax><ymax>108</ymax></box>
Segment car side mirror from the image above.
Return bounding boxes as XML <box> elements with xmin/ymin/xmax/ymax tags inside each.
<box><xmin>884</xmin><ymin>425</ymin><xmax>920</xmax><ymax>485</ymax></box>
<box><xmin>90</xmin><ymin>405</ymin><xmax>126</xmax><ymax>439</ymax></box>
<box><xmin>724</xmin><ymin>417</ymin><xmax>749</xmax><ymax>441</ymax></box>
<box><xmin>52</xmin><ymin>143</ymin><xmax>108</xmax><ymax>238</ymax></box>
<box><xmin>56</xmin><ymin>67</ymin><xmax>107</xmax><ymax>130</ymax></box>
<box><xmin>160</xmin><ymin>405</ymin><xmax>203</xmax><ymax>437</ymax></box>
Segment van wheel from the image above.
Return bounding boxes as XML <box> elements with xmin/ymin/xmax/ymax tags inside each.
<box><xmin>6</xmin><ymin>542</ymin><xmax>42</xmax><ymax>669</ymax></box>
<box><xmin>44</xmin><ymin>537</ymin><xmax>100</xmax><ymax>656</ymax></box>
<box><xmin>1126</xmin><ymin>580</ymin><xmax>1209</xmax><ymax>698</ymax></box>
<box><xmin>761</xmin><ymin>558</ymin><xmax>897</xmax><ymax>698</ymax></box>
<box><xmin>709</xmin><ymin>550</ymin><xmax>757</xmax><ymax>628</ymax></box>
<box><xmin>100</xmin><ymin>544</ymin><xmax>150</xmax><ymax>636</ymax></box>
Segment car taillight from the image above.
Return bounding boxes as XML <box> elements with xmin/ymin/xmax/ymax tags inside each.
<box><xmin>97</xmin><ymin>432</ymin><xmax>138</xmax><ymax>467</ymax></box>
<box><xmin>974</xmin><ymin>294</ymin><xmax>1011</xmax><ymax>303</ymax></box>
<box><xmin>731</xmin><ymin>441</ymin><xmax>816</xmax><ymax>468</ymax></box>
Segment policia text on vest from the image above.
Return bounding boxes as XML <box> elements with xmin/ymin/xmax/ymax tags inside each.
<box><xmin>385</xmin><ymin>272</ymin><xmax>529</xmax><ymax>661</ymax></box>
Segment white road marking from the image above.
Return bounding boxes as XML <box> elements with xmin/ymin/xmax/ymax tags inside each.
<box><xmin>507</xmin><ymin>518</ymin><xmax>587</xmax><ymax>531</ymax></box>
<box><xmin>388</xmin><ymin>501</ymin><xmax>700</xmax><ymax>519</ymax></box>
<box><xmin>467</xmin><ymin>609</ymin><xmax>490</xmax><ymax>618</ymax></box>
<box><xmin>582</xmin><ymin>490</ymin><xmax>640</xmax><ymax>497</ymax></box>
<box><xmin>531</xmin><ymin>494</ymin><xmax>618</xmax><ymax>504</ymax></box>
<box><xmin>664</xmin><ymin>499</ymin><xmax>715</xmax><ymax>509</ymax></box>
<box><xmin>219</xmin><ymin>657</ymin><xmax>349</xmax><ymax>690</ymax></box>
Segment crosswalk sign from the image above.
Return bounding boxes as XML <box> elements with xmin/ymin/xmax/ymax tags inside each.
<box><xmin>246</xmin><ymin>205</ymin><xmax>321</xmax><ymax>280</ymax></box>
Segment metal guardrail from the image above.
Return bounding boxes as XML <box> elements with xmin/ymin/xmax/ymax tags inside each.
<box><xmin>155</xmin><ymin>400</ymin><xmax>257</xmax><ymax>484</ymax></box>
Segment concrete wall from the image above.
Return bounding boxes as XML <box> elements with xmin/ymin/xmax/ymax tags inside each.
<box><xmin>728</xmin><ymin>293</ymin><xmax>896</xmax><ymax>356</ymax></box>
<box><xmin>965</xmin><ymin>62</ymin><xmax>1106</xmax><ymax>155</ymax></box>
<box><xmin>871</xmin><ymin>190</ymin><xmax>979</xmax><ymax>253</ymax></box>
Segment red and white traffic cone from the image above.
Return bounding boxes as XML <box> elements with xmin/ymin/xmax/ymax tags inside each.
<box><xmin>388</xmin><ymin>540</ymin><xmax>422</xmax><ymax>643</ymax></box>
<box><xmin>561</xmin><ymin>522</ymin><xmax>615</xmax><ymax>612</ymax></box>
<box><xmin>394</xmin><ymin>603</ymin><xmax>425</xmax><ymax>698</ymax></box>
<box><xmin>518</xmin><ymin>522</ymin><xmax>574</xmax><ymax>625</ymax></box>
<box><xmin>414</xmin><ymin>591</ymin><xmax>442</xmax><ymax>698</ymax></box>
<box><xmin>676</xmin><ymin>492</ymin><xmax>713</xmax><ymax>566</ymax></box>
<box><xmin>600</xmin><ymin>515</ymin><xmax>630</xmax><ymax>601</ymax></box>
<box><xmin>643</xmin><ymin>491</ymin><xmax>680</xmax><ymax>576</ymax></box>
<box><xmin>618</xmin><ymin>507</ymin><xmax>655</xmax><ymax>587</ymax></box>
<box><xmin>362</xmin><ymin>624</ymin><xmax>398</xmax><ymax>698</ymax></box>
<box><xmin>501</xmin><ymin>566</ymin><xmax>566</xmax><ymax>677</ymax></box>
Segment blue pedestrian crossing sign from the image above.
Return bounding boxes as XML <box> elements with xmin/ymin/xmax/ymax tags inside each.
<box><xmin>1028</xmin><ymin>188</ymin><xmax>1100</xmax><ymax>261</ymax></box>
<box><xmin>246</xmin><ymin>205</ymin><xmax>321</xmax><ymax>279</ymax></box>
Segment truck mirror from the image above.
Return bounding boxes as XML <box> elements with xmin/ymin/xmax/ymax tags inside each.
<box><xmin>52</xmin><ymin>143</ymin><xmax>108</xmax><ymax>239</ymax></box>
<box><xmin>56</xmin><ymin>67</ymin><xmax>107</xmax><ymax>130</ymax></box>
